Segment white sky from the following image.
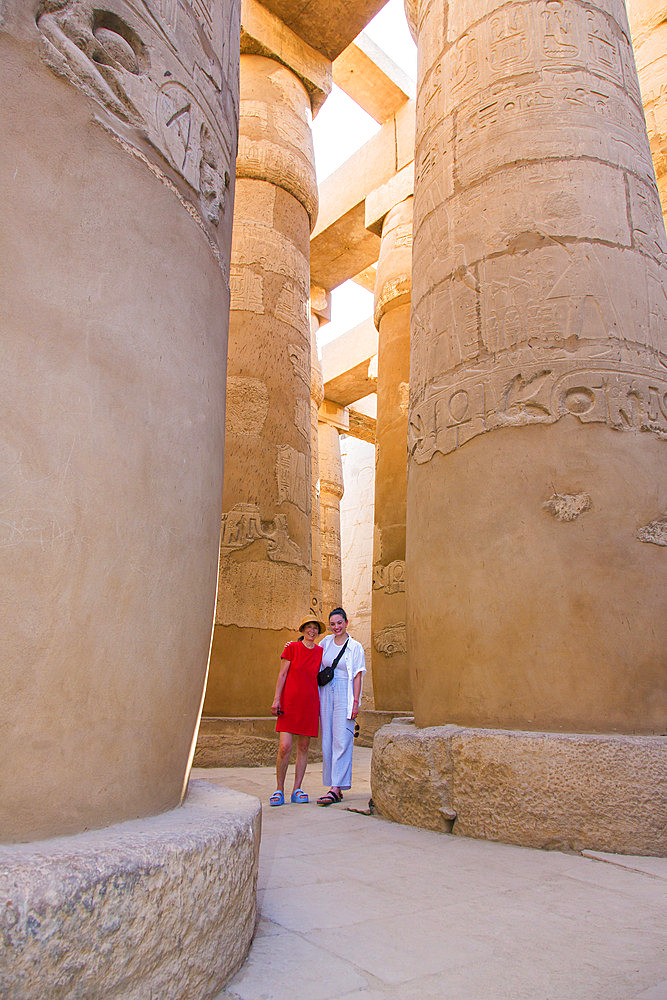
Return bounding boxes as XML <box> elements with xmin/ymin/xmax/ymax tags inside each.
<box><xmin>311</xmin><ymin>0</ymin><xmax>416</xmax><ymax>350</ymax></box>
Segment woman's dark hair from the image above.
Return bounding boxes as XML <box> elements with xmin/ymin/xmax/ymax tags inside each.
<box><xmin>329</xmin><ymin>606</ymin><xmax>348</xmax><ymax>621</ymax></box>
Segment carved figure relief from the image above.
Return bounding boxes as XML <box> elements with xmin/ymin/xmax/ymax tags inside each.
<box><xmin>373</xmin><ymin>561</ymin><xmax>406</xmax><ymax>594</ymax></box>
<box><xmin>36</xmin><ymin>0</ymin><xmax>238</xmax><ymax>252</ymax></box>
<box><xmin>220</xmin><ymin>503</ymin><xmax>303</xmax><ymax>566</ymax></box>
<box><xmin>373</xmin><ymin>624</ymin><xmax>407</xmax><ymax>657</ymax></box>
<box><xmin>275</xmin><ymin>445</ymin><xmax>308</xmax><ymax>513</ymax></box>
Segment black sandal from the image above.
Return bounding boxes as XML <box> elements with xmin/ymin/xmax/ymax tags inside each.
<box><xmin>317</xmin><ymin>789</ymin><xmax>343</xmax><ymax>806</ymax></box>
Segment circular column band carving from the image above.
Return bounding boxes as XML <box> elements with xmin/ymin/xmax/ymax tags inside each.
<box><xmin>236</xmin><ymin>54</ymin><xmax>318</xmax><ymax>228</ymax></box>
<box><xmin>374</xmin><ymin>197</ymin><xmax>413</xmax><ymax>329</ymax></box>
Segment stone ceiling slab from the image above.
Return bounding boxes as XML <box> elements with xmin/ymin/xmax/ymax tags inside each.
<box><xmin>257</xmin><ymin>0</ymin><xmax>390</xmax><ymax>60</ymax></box>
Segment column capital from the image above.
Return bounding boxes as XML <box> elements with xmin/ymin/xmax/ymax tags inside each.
<box><xmin>319</xmin><ymin>399</ymin><xmax>349</xmax><ymax>433</ymax></box>
<box><xmin>240</xmin><ymin>0</ymin><xmax>332</xmax><ymax>115</ymax></box>
<box><xmin>237</xmin><ymin>53</ymin><xmax>319</xmax><ymax>227</ymax></box>
<box><xmin>374</xmin><ymin>196</ymin><xmax>413</xmax><ymax>329</ymax></box>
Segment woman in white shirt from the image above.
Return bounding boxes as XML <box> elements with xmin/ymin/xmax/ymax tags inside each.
<box><xmin>317</xmin><ymin>606</ymin><xmax>366</xmax><ymax>806</ymax></box>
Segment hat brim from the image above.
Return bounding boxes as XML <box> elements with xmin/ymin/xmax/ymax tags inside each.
<box><xmin>298</xmin><ymin>617</ymin><xmax>326</xmax><ymax>635</ymax></box>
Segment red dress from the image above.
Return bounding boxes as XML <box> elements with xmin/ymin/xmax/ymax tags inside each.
<box><xmin>276</xmin><ymin>640</ymin><xmax>323</xmax><ymax>738</ymax></box>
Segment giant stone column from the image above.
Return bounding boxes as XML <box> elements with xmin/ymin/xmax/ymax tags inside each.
<box><xmin>0</xmin><ymin>2</ymin><xmax>261</xmax><ymax>993</ymax></box>
<box><xmin>627</xmin><ymin>0</ymin><xmax>667</xmax><ymax>222</ymax></box>
<box><xmin>371</xmin><ymin>197</ymin><xmax>413</xmax><ymax>711</ymax></box>
<box><xmin>205</xmin><ymin>53</ymin><xmax>319</xmax><ymax>717</ymax></box>
<box><xmin>404</xmin><ymin>0</ymin><xmax>667</xmax><ymax>734</ymax></box>
<box><xmin>319</xmin><ymin>418</ymin><xmax>345</xmax><ymax>614</ymax></box>
<box><xmin>310</xmin><ymin>308</ymin><xmax>325</xmax><ymax>622</ymax></box>
<box><xmin>1</xmin><ymin>0</ymin><xmax>239</xmax><ymax>840</ymax></box>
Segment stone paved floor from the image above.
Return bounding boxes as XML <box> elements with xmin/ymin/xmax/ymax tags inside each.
<box><xmin>197</xmin><ymin>748</ymin><xmax>667</xmax><ymax>1000</ymax></box>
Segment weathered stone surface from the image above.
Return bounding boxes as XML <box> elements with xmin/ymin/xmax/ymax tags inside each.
<box><xmin>372</xmin><ymin>722</ymin><xmax>667</xmax><ymax>855</ymax></box>
<box><xmin>0</xmin><ymin>782</ymin><xmax>261</xmax><ymax>999</ymax></box>
<box><xmin>206</xmin><ymin>52</ymin><xmax>316</xmax><ymax>717</ymax></box>
<box><xmin>405</xmin><ymin>0</ymin><xmax>667</xmax><ymax>732</ymax></box>
<box><xmin>372</xmin><ymin>722</ymin><xmax>457</xmax><ymax>832</ymax></box>
<box><xmin>371</xmin><ymin>197</ymin><xmax>413</xmax><ymax>713</ymax></box>
<box><xmin>195</xmin><ymin>716</ymin><xmax>322</xmax><ymax>766</ymax></box>
<box><xmin>319</xmin><ymin>418</ymin><xmax>344</xmax><ymax>614</ymax></box>
<box><xmin>627</xmin><ymin>0</ymin><xmax>667</xmax><ymax>223</ymax></box>
<box><xmin>0</xmin><ymin>0</ymin><xmax>240</xmax><ymax>840</ymax></box>
<box><xmin>340</xmin><ymin>435</ymin><xmax>375</xmax><ymax>705</ymax></box>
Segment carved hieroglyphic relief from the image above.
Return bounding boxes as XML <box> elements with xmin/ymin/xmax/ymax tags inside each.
<box><xmin>293</xmin><ymin>398</ymin><xmax>310</xmax><ymax>442</ymax></box>
<box><xmin>275</xmin><ymin>445</ymin><xmax>308</xmax><ymax>513</ymax></box>
<box><xmin>229</xmin><ymin>266</ymin><xmax>263</xmax><ymax>314</ymax></box>
<box><xmin>36</xmin><ymin>0</ymin><xmax>239</xmax><ymax>256</ymax></box>
<box><xmin>220</xmin><ymin>502</ymin><xmax>303</xmax><ymax>565</ymax></box>
<box><xmin>408</xmin><ymin>347</ymin><xmax>667</xmax><ymax>463</ymax></box>
<box><xmin>373</xmin><ymin>560</ymin><xmax>406</xmax><ymax>594</ymax></box>
<box><xmin>225</xmin><ymin>377</ymin><xmax>269</xmax><ymax>436</ymax></box>
<box><xmin>288</xmin><ymin>343</ymin><xmax>310</xmax><ymax>387</ymax></box>
<box><xmin>373</xmin><ymin>624</ymin><xmax>407</xmax><ymax>657</ymax></box>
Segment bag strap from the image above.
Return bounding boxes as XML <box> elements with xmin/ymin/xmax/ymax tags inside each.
<box><xmin>331</xmin><ymin>639</ymin><xmax>349</xmax><ymax>670</ymax></box>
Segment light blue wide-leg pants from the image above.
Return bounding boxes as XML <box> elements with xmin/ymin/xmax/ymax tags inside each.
<box><xmin>319</xmin><ymin>673</ymin><xmax>355</xmax><ymax>789</ymax></box>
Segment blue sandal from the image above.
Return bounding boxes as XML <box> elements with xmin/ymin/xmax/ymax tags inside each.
<box><xmin>269</xmin><ymin>790</ymin><xmax>285</xmax><ymax>807</ymax></box>
<box><xmin>291</xmin><ymin>789</ymin><xmax>309</xmax><ymax>804</ymax></box>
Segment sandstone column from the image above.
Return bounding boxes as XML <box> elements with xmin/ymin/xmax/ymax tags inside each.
<box><xmin>1</xmin><ymin>0</ymin><xmax>240</xmax><ymax>841</ymax></box>
<box><xmin>204</xmin><ymin>52</ymin><xmax>319</xmax><ymax>717</ymax></box>
<box><xmin>371</xmin><ymin>197</ymin><xmax>413</xmax><ymax>711</ymax></box>
<box><xmin>627</xmin><ymin>0</ymin><xmax>667</xmax><ymax>224</ymax></box>
<box><xmin>310</xmin><ymin>308</ymin><xmax>325</xmax><ymax>622</ymax></box>
<box><xmin>319</xmin><ymin>418</ymin><xmax>345</xmax><ymax>615</ymax></box>
<box><xmin>404</xmin><ymin>0</ymin><xmax>667</xmax><ymax>732</ymax></box>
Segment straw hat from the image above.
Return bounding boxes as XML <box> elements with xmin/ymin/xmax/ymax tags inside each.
<box><xmin>298</xmin><ymin>616</ymin><xmax>326</xmax><ymax>634</ymax></box>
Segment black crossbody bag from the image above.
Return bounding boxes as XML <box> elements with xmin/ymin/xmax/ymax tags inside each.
<box><xmin>317</xmin><ymin>639</ymin><xmax>348</xmax><ymax>687</ymax></box>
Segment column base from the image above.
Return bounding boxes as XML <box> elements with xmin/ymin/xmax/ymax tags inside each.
<box><xmin>371</xmin><ymin>722</ymin><xmax>667</xmax><ymax>856</ymax></box>
<box><xmin>356</xmin><ymin>710</ymin><xmax>412</xmax><ymax>747</ymax></box>
<box><xmin>196</xmin><ymin>716</ymin><xmax>323</xmax><ymax>767</ymax></box>
<box><xmin>0</xmin><ymin>781</ymin><xmax>261</xmax><ymax>999</ymax></box>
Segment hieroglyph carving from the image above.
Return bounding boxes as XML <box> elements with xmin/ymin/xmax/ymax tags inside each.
<box><xmin>225</xmin><ymin>377</ymin><xmax>269</xmax><ymax>436</ymax></box>
<box><xmin>373</xmin><ymin>624</ymin><xmax>407</xmax><ymax>657</ymax></box>
<box><xmin>36</xmin><ymin>0</ymin><xmax>239</xmax><ymax>257</ymax></box>
<box><xmin>373</xmin><ymin>561</ymin><xmax>406</xmax><ymax>594</ymax></box>
<box><xmin>220</xmin><ymin>503</ymin><xmax>303</xmax><ymax>565</ymax></box>
<box><xmin>408</xmin><ymin>349</ymin><xmax>667</xmax><ymax>463</ymax></box>
<box><xmin>275</xmin><ymin>446</ymin><xmax>308</xmax><ymax>513</ymax></box>
<box><xmin>288</xmin><ymin>344</ymin><xmax>310</xmax><ymax>387</ymax></box>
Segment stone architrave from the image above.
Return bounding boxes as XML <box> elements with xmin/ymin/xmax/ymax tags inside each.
<box><xmin>404</xmin><ymin>0</ymin><xmax>667</xmax><ymax>733</ymax></box>
<box><xmin>371</xmin><ymin>197</ymin><xmax>413</xmax><ymax>711</ymax></box>
<box><xmin>205</xmin><ymin>52</ymin><xmax>321</xmax><ymax>717</ymax></box>
<box><xmin>627</xmin><ymin>0</ymin><xmax>667</xmax><ymax>224</ymax></box>
<box><xmin>318</xmin><ymin>418</ymin><xmax>345</xmax><ymax>615</ymax></box>
<box><xmin>1</xmin><ymin>0</ymin><xmax>240</xmax><ymax>841</ymax></box>
<box><xmin>310</xmin><ymin>310</ymin><xmax>325</xmax><ymax>622</ymax></box>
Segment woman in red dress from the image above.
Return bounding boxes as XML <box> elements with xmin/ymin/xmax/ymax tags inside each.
<box><xmin>269</xmin><ymin>615</ymin><xmax>325</xmax><ymax>805</ymax></box>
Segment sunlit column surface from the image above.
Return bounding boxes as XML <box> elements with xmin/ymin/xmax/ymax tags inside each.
<box><xmin>318</xmin><ymin>418</ymin><xmax>345</xmax><ymax>615</ymax></box>
<box><xmin>404</xmin><ymin>0</ymin><xmax>667</xmax><ymax>732</ymax></box>
<box><xmin>205</xmin><ymin>53</ymin><xmax>319</xmax><ymax>717</ymax></box>
<box><xmin>371</xmin><ymin>197</ymin><xmax>413</xmax><ymax>711</ymax></box>
<box><xmin>627</xmin><ymin>0</ymin><xmax>667</xmax><ymax>224</ymax></box>
<box><xmin>0</xmin><ymin>0</ymin><xmax>240</xmax><ymax>841</ymax></box>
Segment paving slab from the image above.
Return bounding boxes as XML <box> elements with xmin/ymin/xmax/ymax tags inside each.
<box><xmin>200</xmin><ymin>747</ymin><xmax>667</xmax><ymax>1000</ymax></box>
